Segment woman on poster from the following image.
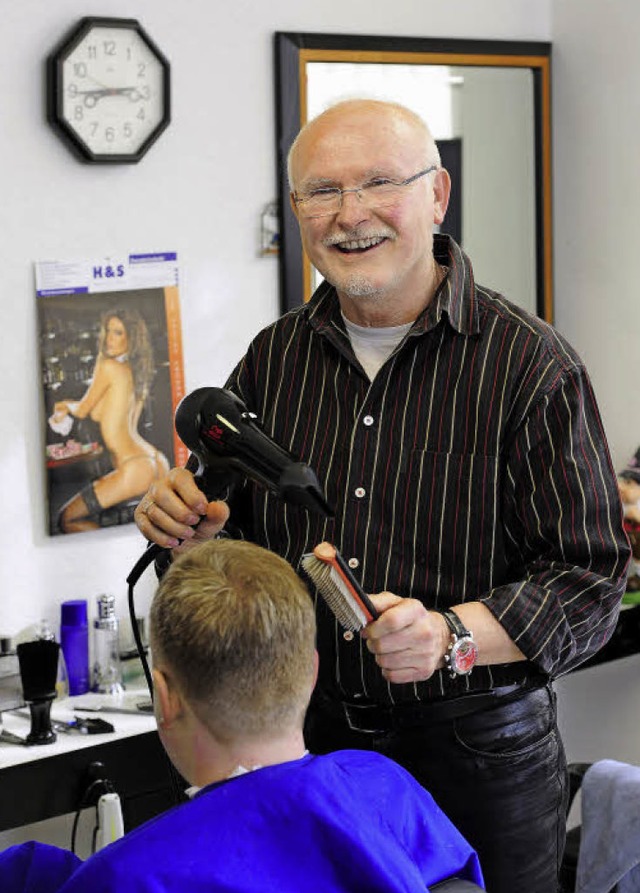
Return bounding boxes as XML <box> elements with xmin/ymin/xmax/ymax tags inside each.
<box><xmin>52</xmin><ymin>308</ymin><xmax>169</xmax><ymax>533</ymax></box>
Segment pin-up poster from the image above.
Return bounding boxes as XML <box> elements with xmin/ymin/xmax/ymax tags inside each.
<box><xmin>35</xmin><ymin>252</ymin><xmax>187</xmax><ymax>536</ymax></box>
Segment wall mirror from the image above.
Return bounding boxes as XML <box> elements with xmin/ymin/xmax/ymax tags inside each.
<box><xmin>274</xmin><ymin>33</ymin><xmax>552</xmax><ymax>322</ymax></box>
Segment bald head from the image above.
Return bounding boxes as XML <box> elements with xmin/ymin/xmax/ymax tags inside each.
<box><xmin>287</xmin><ymin>99</ymin><xmax>440</xmax><ymax>191</ymax></box>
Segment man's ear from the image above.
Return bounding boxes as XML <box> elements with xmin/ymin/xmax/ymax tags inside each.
<box><xmin>432</xmin><ymin>167</ymin><xmax>452</xmax><ymax>226</ymax></box>
<box><xmin>289</xmin><ymin>191</ymin><xmax>300</xmax><ymax>220</ymax></box>
<box><xmin>152</xmin><ymin>667</ymin><xmax>183</xmax><ymax>728</ymax></box>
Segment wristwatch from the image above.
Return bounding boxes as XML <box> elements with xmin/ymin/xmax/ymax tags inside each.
<box><xmin>441</xmin><ymin>610</ymin><xmax>479</xmax><ymax>678</ymax></box>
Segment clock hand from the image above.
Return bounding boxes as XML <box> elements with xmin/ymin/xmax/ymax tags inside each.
<box><xmin>75</xmin><ymin>87</ymin><xmax>141</xmax><ymax>108</ymax></box>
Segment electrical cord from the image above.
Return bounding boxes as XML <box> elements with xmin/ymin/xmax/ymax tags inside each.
<box><xmin>91</xmin><ymin>808</ymin><xmax>99</xmax><ymax>855</ymax></box>
<box><xmin>70</xmin><ymin>778</ymin><xmax>114</xmax><ymax>855</ymax></box>
<box><xmin>126</xmin><ymin>543</ymin><xmax>162</xmax><ymax>694</ymax></box>
<box><xmin>126</xmin><ymin>544</ymin><xmax>189</xmax><ymax>808</ymax></box>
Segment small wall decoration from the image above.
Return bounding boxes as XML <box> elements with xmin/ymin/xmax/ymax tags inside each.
<box><xmin>35</xmin><ymin>252</ymin><xmax>186</xmax><ymax>536</ymax></box>
<box><xmin>261</xmin><ymin>201</ymin><xmax>280</xmax><ymax>256</ymax></box>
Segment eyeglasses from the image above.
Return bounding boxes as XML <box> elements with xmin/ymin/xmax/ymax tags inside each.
<box><xmin>293</xmin><ymin>166</ymin><xmax>438</xmax><ymax>219</ymax></box>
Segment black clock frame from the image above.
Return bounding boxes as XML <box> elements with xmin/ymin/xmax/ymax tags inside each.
<box><xmin>46</xmin><ymin>16</ymin><xmax>171</xmax><ymax>164</ymax></box>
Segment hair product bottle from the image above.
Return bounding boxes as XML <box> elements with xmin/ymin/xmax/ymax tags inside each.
<box><xmin>92</xmin><ymin>594</ymin><xmax>124</xmax><ymax>694</ymax></box>
<box><xmin>37</xmin><ymin>619</ymin><xmax>69</xmax><ymax>698</ymax></box>
<box><xmin>60</xmin><ymin>600</ymin><xmax>89</xmax><ymax>696</ymax></box>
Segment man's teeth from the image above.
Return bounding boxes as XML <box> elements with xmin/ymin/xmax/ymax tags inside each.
<box><xmin>338</xmin><ymin>236</ymin><xmax>385</xmax><ymax>251</ymax></box>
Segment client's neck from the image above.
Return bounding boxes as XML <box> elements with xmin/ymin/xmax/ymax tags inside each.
<box><xmin>191</xmin><ymin>726</ymin><xmax>308</xmax><ymax>789</ymax></box>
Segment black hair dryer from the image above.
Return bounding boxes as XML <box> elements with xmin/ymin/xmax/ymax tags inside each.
<box><xmin>174</xmin><ymin>387</ymin><xmax>334</xmax><ymax>518</ymax></box>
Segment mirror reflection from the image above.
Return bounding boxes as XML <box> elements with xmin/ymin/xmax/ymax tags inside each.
<box><xmin>274</xmin><ymin>35</ymin><xmax>552</xmax><ymax>322</ymax></box>
<box><xmin>306</xmin><ymin>62</ymin><xmax>537</xmax><ymax>315</ymax></box>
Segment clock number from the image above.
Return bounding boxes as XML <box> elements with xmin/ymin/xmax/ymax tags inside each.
<box><xmin>123</xmin><ymin>123</ymin><xmax>133</xmax><ymax>138</ymax></box>
<box><xmin>103</xmin><ymin>40</ymin><xmax>116</xmax><ymax>56</ymax></box>
<box><xmin>67</xmin><ymin>84</ymin><xmax>77</xmax><ymax>98</ymax></box>
<box><xmin>139</xmin><ymin>85</ymin><xmax>151</xmax><ymax>100</ymax></box>
<box><xmin>87</xmin><ymin>45</ymin><xmax>97</xmax><ymax>59</ymax></box>
<box><xmin>74</xmin><ymin>105</ymin><xmax>83</xmax><ymax>121</ymax></box>
<box><xmin>105</xmin><ymin>127</ymin><xmax>115</xmax><ymax>142</ymax></box>
<box><xmin>90</xmin><ymin>123</ymin><xmax>99</xmax><ymax>137</ymax></box>
<box><xmin>137</xmin><ymin>108</ymin><xmax>146</xmax><ymax>120</ymax></box>
<box><xmin>73</xmin><ymin>62</ymin><xmax>87</xmax><ymax>78</ymax></box>
<box><xmin>137</xmin><ymin>63</ymin><xmax>146</xmax><ymax>78</ymax></box>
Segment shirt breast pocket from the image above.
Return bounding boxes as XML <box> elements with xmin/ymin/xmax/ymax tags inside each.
<box><xmin>398</xmin><ymin>450</ymin><xmax>499</xmax><ymax>587</ymax></box>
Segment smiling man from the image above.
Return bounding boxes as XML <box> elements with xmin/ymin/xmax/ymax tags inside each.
<box><xmin>288</xmin><ymin>101</ymin><xmax>449</xmax><ymax>323</ymax></box>
<box><xmin>135</xmin><ymin>99</ymin><xmax>629</xmax><ymax>893</ymax></box>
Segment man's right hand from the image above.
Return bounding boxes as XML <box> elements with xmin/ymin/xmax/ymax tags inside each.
<box><xmin>134</xmin><ymin>467</ymin><xmax>230</xmax><ymax>551</ymax></box>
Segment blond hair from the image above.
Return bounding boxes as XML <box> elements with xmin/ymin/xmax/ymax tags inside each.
<box><xmin>150</xmin><ymin>539</ymin><xmax>316</xmax><ymax>742</ymax></box>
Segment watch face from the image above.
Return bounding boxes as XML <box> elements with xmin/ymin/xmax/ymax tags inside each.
<box><xmin>48</xmin><ymin>18</ymin><xmax>170</xmax><ymax>162</ymax></box>
<box><xmin>450</xmin><ymin>637</ymin><xmax>479</xmax><ymax>675</ymax></box>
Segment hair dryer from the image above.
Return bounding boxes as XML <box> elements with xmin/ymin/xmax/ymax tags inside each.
<box><xmin>126</xmin><ymin>386</ymin><xmax>333</xmax><ymax>687</ymax></box>
<box><xmin>174</xmin><ymin>387</ymin><xmax>334</xmax><ymax>518</ymax></box>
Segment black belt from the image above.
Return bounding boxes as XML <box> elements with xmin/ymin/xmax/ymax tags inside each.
<box><xmin>329</xmin><ymin>676</ymin><xmax>548</xmax><ymax>734</ymax></box>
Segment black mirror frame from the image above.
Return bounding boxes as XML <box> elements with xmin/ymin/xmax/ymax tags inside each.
<box><xmin>274</xmin><ymin>32</ymin><xmax>553</xmax><ymax>323</ymax></box>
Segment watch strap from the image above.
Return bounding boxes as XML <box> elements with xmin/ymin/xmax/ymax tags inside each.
<box><xmin>440</xmin><ymin>609</ymin><xmax>478</xmax><ymax>678</ymax></box>
<box><xmin>440</xmin><ymin>609</ymin><xmax>470</xmax><ymax>640</ymax></box>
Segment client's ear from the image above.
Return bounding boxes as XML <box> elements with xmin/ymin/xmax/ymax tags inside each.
<box><xmin>152</xmin><ymin>667</ymin><xmax>183</xmax><ymax>728</ymax></box>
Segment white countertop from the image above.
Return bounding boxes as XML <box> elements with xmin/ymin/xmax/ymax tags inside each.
<box><xmin>0</xmin><ymin>690</ymin><xmax>157</xmax><ymax>769</ymax></box>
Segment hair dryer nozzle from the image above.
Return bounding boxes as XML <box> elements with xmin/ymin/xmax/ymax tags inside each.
<box><xmin>278</xmin><ymin>463</ymin><xmax>334</xmax><ymax>517</ymax></box>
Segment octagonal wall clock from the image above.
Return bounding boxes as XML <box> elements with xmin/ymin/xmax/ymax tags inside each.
<box><xmin>46</xmin><ymin>16</ymin><xmax>171</xmax><ymax>163</ymax></box>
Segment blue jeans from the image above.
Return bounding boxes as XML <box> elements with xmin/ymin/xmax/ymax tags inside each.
<box><xmin>304</xmin><ymin>683</ymin><xmax>568</xmax><ymax>893</ymax></box>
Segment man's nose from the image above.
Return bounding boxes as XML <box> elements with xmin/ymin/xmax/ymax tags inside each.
<box><xmin>335</xmin><ymin>189</ymin><xmax>371</xmax><ymax>227</ymax></box>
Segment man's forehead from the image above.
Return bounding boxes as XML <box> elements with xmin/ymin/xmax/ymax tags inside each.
<box><xmin>292</xmin><ymin>112</ymin><xmax>423</xmax><ymax>181</ymax></box>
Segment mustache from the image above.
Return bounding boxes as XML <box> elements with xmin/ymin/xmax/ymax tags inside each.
<box><xmin>322</xmin><ymin>229</ymin><xmax>396</xmax><ymax>248</ymax></box>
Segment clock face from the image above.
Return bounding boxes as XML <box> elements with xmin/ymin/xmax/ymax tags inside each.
<box><xmin>48</xmin><ymin>18</ymin><xmax>170</xmax><ymax>163</ymax></box>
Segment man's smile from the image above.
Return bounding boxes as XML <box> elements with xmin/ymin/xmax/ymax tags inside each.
<box><xmin>325</xmin><ymin>233</ymin><xmax>393</xmax><ymax>254</ymax></box>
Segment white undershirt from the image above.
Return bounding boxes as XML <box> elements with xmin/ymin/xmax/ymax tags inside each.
<box><xmin>341</xmin><ymin>313</ymin><xmax>413</xmax><ymax>381</ymax></box>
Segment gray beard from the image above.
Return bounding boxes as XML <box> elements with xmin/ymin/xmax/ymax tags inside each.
<box><xmin>337</xmin><ymin>274</ymin><xmax>383</xmax><ymax>299</ymax></box>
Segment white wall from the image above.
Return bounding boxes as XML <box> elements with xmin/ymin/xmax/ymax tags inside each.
<box><xmin>552</xmin><ymin>0</ymin><xmax>640</xmax><ymax>775</ymax></box>
<box><xmin>552</xmin><ymin>0</ymin><xmax>639</xmax><ymax>470</ymax></box>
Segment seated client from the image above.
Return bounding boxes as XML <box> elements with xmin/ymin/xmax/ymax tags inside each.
<box><xmin>0</xmin><ymin>539</ymin><xmax>483</xmax><ymax>892</ymax></box>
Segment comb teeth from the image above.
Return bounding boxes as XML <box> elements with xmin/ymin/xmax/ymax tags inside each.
<box><xmin>300</xmin><ymin>555</ymin><xmax>369</xmax><ymax>631</ymax></box>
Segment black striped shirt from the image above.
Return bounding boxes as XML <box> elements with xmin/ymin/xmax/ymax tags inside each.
<box><xmin>225</xmin><ymin>235</ymin><xmax>629</xmax><ymax>705</ymax></box>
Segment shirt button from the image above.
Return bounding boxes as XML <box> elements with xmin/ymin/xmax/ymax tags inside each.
<box><xmin>354</xmin><ymin>487</ymin><xmax>366</xmax><ymax>498</ymax></box>
<box><xmin>363</xmin><ymin>415</ymin><xmax>374</xmax><ymax>426</ymax></box>
<box><xmin>348</xmin><ymin>557</ymin><xmax>359</xmax><ymax>569</ymax></box>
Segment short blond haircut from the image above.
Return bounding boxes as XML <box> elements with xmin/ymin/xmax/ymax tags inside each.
<box><xmin>150</xmin><ymin>539</ymin><xmax>316</xmax><ymax>742</ymax></box>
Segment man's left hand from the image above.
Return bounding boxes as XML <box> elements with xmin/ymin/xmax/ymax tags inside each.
<box><xmin>361</xmin><ymin>594</ymin><xmax>450</xmax><ymax>684</ymax></box>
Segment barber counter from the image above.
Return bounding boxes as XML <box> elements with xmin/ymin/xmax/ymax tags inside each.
<box><xmin>1</xmin><ymin>600</ymin><xmax>639</xmax><ymax>834</ymax></box>
<box><xmin>0</xmin><ymin>692</ymin><xmax>179</xmax><ymax>833</ymax></box>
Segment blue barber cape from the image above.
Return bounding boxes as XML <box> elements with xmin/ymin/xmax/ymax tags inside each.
<box><xmin>0</xmin><ymin>841</ymin><xmax>80</xmax><ymax>893</ymax></box>
<box><xmin>2</xmin><ymin>750</ymin><xmax>484</xmax><ymax>892</ymax></box>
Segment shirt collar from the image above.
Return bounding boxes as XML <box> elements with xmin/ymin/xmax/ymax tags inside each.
<box><xmin>305</xmin><ymin>234</ymin><xmax>479</xmax><ymax>338</ymax></box>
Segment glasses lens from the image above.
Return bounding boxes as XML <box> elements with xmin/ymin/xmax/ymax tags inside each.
<box><xmin>299</xmin><ymin>192</ymin><xmax>340</xmax><ymax>218</ymax></box>
<box><xmin>361</xmin><ymin>182</ymin><xmax>401</xmax><ymax>207</ymax></box>
<box><xmin>298</xmin><ymin>179</ymin><xmax>411</xmax><ymax>218</ymax></box>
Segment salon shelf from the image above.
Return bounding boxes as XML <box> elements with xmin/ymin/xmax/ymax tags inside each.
<box><xmin>0</xmin><ymin>694</ymin><xmax>181</xmax><ymax>833</ymax></box>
